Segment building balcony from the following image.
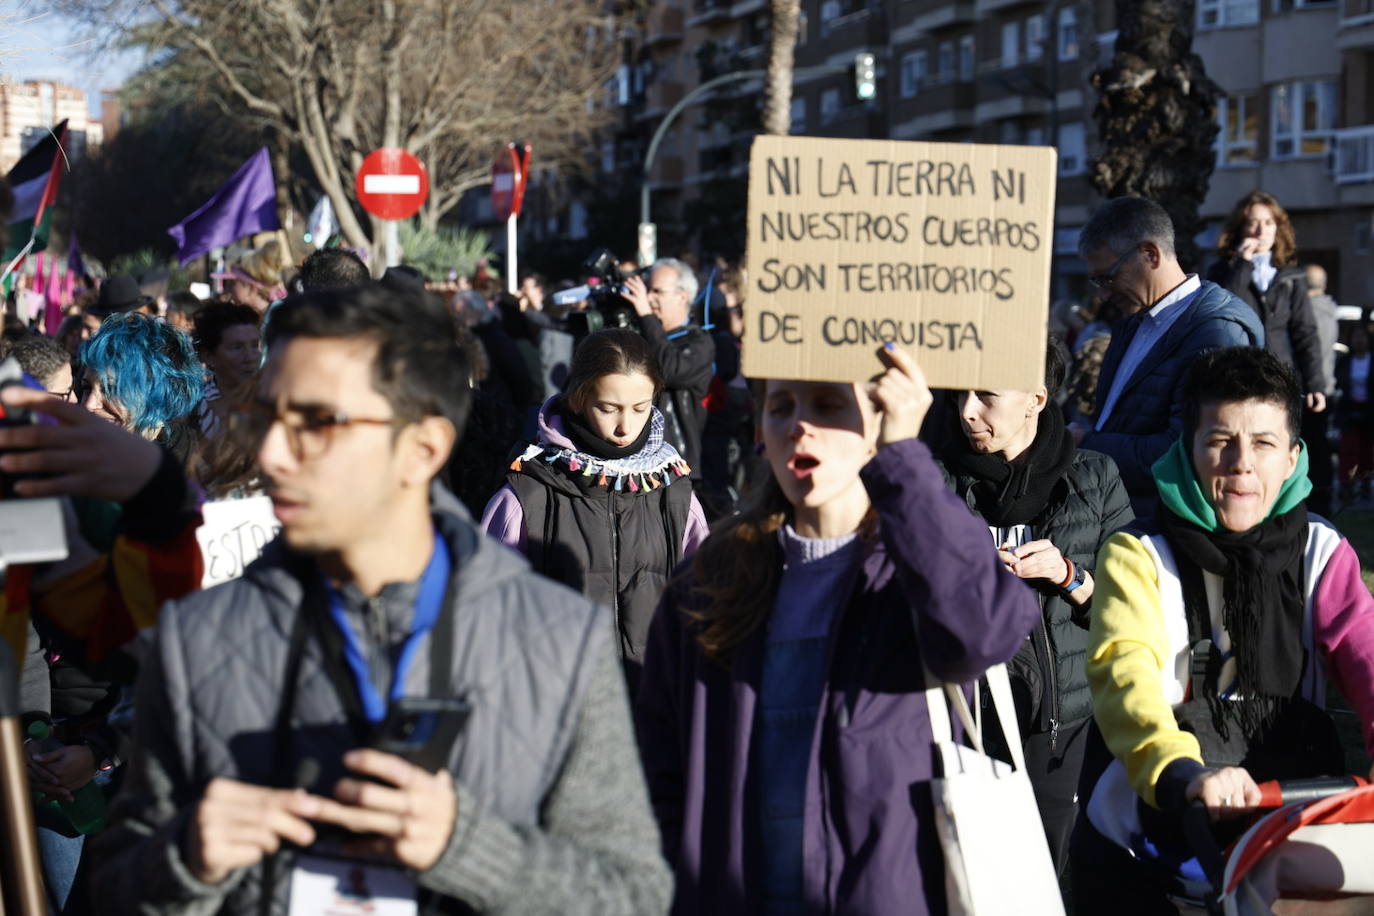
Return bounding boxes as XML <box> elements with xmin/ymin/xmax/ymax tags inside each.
<box><xmin>1334</xmin><ymin>124</ymin><xmax>1374</xmax><ymax>183</ymax></box>
<box><xmin>731</xmin><ymin>0</ymin><xmax>768</xmax><ymax>15</ymax></box>
<box><xmin>637</xmin><ymin>81</ymin><xmax>685</xmax><ymax>121</ymax></box>
<box><xmin>687</xmin><ymin>0</ymin><xmax>732</xmax><ymax>28</ymax></box>
<box><xmin>975</xmin><ymin>0</ymin><xmax>1040</xmax><ymax>15</ymax></box>
<box><xmin>1343</xmin><ymin>0</ymin><xmax>1374</xmax><ymax>24</ymax></box>
<box><xmin>645</xmin><ymin>7</ymin><xmax>685</xmax><ymax>48</ymax></box>
<box><xmin>650</xmin><ymin>156</ymin><xmax>685</xmax><ymax>190</ymax></box>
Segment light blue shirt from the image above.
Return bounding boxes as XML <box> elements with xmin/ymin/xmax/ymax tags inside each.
<box><xmin>1251</xmin><ymin>253</ymin><xmax>1276</xmax><ymax>294</ymax></box>
<box><xmin>1095</xmin><ymin>275</ymin><xmax>1203</xmax><ymax>431</ymax></box>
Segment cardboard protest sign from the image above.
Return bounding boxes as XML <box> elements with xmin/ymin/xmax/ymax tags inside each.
<box><xmin>742</xmin><ymin>135</ymin><xmax>1056</xmax><ymax>389</ymax></box>
<box><xmin>196</xmin><ymin>495</ymin><xmax>281</xmax><ymax>588</ymax></box>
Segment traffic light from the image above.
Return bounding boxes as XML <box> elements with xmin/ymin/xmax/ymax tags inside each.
<box><xmin>854</xmin><ymin>52</ymin><xmax>876</xmax><ymax>101</ymax></box>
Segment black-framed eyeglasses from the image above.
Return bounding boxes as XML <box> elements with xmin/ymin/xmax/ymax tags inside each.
<box><xmin>229</xmin><ymin>401</ymin><xmax>410</xmax><ymax>461</ymax></box>
<box><xmin>1089</xmin><ymin>247</ymin><xmax>1140</xmax><ymax>290</ymax></box>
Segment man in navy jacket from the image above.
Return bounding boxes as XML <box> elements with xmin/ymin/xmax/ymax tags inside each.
<box><xmin>1071</xmin><ymin>198</ymin><xmax>1263</xmax><ymax>516</ymax></box>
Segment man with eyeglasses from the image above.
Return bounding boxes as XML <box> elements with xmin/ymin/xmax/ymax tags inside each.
<box><xmin>624</xmin><ymin>258</ymin><xmax>715</xmax><ymax>480</ymax></box>
<box><xmin>1071</xmin><ymin>197</ymin><xmax>1262</xmax><ymax>515</ymax></box>
<box><xmin>91</xmin><ymin>285</ymin><xmax>672</xmax><ymax>915</ymax></box>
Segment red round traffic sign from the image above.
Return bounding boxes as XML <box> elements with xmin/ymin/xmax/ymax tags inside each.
<box><xmin>492</xmin><ymin>144</ymin><xmax>531</xmax><ymax>221</ymax></box>
<box><xmin>355</xmin><ymin>148</ymin><xmax>429</xmax><ymax>221</ymax></box>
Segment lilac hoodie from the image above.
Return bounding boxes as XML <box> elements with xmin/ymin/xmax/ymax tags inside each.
<box><xmin>634</xmin><ymin>438</ymin><xmax>1041</xmax><ymax>915</ymax></box>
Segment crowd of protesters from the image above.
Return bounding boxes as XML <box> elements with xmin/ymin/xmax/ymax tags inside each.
<box><xmin>0</xmin><ymin>188</ymin><xmax>1371</xmax><ymax>916</ymax></box>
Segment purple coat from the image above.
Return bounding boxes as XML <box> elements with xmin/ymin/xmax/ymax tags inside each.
<box><xmin>634</xmin><ymin>439</ymin><xmax>1041</xmax><ymax>915</ymax></box>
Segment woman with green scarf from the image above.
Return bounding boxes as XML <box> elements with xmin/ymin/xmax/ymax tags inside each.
<box><xmin>1072</xmin><ymin>346</ymin><xmax>1374</xmax><ymax>912</ymax></box>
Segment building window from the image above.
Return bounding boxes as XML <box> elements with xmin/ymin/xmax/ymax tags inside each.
<box><xmin>1001</xmin><ymin>21</ymin><xmax>1019</xmax><ymax>69</ymax></box>
<box><xmin>820</xmin><ymin>88</ymin><xmax>841</xmax><ymax>124</ymax></box>
<box><xmin>1026</xmin><ymin>125</ymin><xmax>1047</xmax><ymax>146</ymax></box>
<box><xmin>1058</xmin><ymin>122</ymin><xmax>1086</xmax><ymax>175</ymax></box>
<box><xmin>820</xmin><ymin>0</ymin><xmax>841</xmax><ymax>34</ymax></box>
<box><xmin>1271</xmin><ymin>80</ymin><xmax>1337</xmax><ymax>158</ymax></box>
<box><xmin>999</xmin><ymin>121</ymin><xmax>1024</xmax><ymax>145</ymax></box>
<box><xmin>1215</xmin><ymin>94</ymin><xmax>1259</xmax><ymax>165</ymax></box>
<box><xmin>900</xmin><ymin>50</ymin><xmax>928</xmax><ymax>98</ymax></box>
<box><xmin>938</xmin><ymin>41</ymin><xmax>955</xmax><ymax>84</ymax></box>
<box><xmin>1057</xmin><ymin>8</ymin><xmax>1079</xmax><ymax>61</ymax></box>
<box><xmin>959</xmin><ymin>35</ymin><xmax>976</xmax><ymax>81</ymax></box>
<box><xmin>1026</xmin><ymin>14</ymin><xmax>1045</xmax><ymax>61</ymax></box>
<box><xmin>1198</xmin><ymin>0</ymin><xmax>1259</xmax><ymax>28</ymax></box>
<box><xmin>790</xmin><ymin>96</ymin><xmax>807</xmax><ymax>133</ymax></box>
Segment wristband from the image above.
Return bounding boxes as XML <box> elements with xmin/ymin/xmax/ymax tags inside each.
<box><xmin>1064</xmin><ymin>562</ymin><xmax>1087</xmax><ymax>595</ymax></box>
<box><xmin>1057</xmin><ymin>558</ymin><xmax>1075</xmax><ymax>590</ymax></box>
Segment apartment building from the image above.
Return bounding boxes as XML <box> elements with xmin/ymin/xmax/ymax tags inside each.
<box><xmin>526</xmin><ymin>0</ymin><xmax>1370</xmax><ymax>305</ymax></box>
<box><xmin>1200</xmin><ymin>0</ymin><xmax>1374</xmax><ymax>305</ymax></box>
<box><xmin>0</xmin><ymin>81</ymin><xmax>103</xmax><ymax>173</ymax></box>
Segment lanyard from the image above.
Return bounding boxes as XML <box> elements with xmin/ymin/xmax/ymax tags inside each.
<box><xmin>322</xmin><ymin>531</ymin><xmax>452</xmax><ymax>724</ymax></box>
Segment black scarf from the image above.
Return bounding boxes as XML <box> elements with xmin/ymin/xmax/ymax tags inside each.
<box><xmin>1157</xmin><ymin>501</ymin><xmax>1308</xmax><ymax>738</ymax></box>
<box><xmin>941</xmin><ymin>404</ymin><xmax>1076</xmax><ymax>527</ymax></box>
<box><xmin>555</xmin><ymin>398</ymin><xmax>654</xmax><ymax>461</ymax></box>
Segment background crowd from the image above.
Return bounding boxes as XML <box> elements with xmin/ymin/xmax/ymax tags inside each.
<box><xmin>1</xmin><ymin>187</ymin><xmax>1372</xmax><ymax>916</ymax></box>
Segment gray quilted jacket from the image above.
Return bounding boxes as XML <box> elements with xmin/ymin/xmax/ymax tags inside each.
<box><xmin>89</xmin><ymin>486</ymin><xmax>672</xmax><ymax>915</ymax></box>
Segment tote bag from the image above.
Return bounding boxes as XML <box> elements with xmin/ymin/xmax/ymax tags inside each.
<box><xmin>924</xmin><ymin>664</ymin><xmax>1065</xmax><ymax>915</ymax></box>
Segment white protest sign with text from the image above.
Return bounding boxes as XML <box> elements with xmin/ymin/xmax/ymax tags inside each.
<box><xmin>743</xmin><ymin>136</ymin><xmax>1056</xmax><ymax>389</ymax></box>
<box><xmin>197</xmin><ymin>495</ymin><xmax>281</xmax><ymax>588</ymax></box>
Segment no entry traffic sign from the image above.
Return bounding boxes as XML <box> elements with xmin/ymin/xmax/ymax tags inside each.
<box><xmin>492</xmin><ymin>144</ymin><xmax>532</xmax><ymax>221</ymax></box>
<box><xmin>356</xmin><ymin>148</ymin><xmax>429</xmax><ymax>221</ymax></box>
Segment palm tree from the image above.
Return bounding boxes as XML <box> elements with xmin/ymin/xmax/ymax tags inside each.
<box><xmin>761</xmin><ymin>0</ymin><xmax>803</xmax><ymax>135</ymax></box>
<box><xmin>1089</xmin><ymin>0</ymin><xmax>1222</xmax><ymax>271</ymax></box>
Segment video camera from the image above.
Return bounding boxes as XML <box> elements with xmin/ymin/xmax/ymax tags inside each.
<box><xmin>556</xmin><ymin>249</ymin><xmax>645</xmax><ymax>339</ymax></box>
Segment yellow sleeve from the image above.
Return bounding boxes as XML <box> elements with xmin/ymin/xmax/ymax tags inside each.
<box><xmin>1087</xmin><ymin>532</ymin><xmax>1203</xmax><ymax>808</ymax></box>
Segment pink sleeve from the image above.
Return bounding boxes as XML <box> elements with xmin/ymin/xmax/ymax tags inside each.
<box><xmin>478</xmin><ymin>485</ymin><xmax>528</xmax><ymax>553</ymax></box>
<box><xmin>681</xmin><ymin>493</ymin><xmax>710</xmax><ymax>559</ymax></box>
<box><xmin>1313</xmin><ymin>539</ymin><xmax>1374</xmax><ymax>758</ymax></box>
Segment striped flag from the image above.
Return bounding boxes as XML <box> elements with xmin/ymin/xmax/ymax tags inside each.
<box><xmin>3</xmin><ymin>120</ymin><xmax>69</xmax><ymax>280</ymax></box>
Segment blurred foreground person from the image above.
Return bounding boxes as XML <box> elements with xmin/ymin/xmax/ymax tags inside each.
<box><xmin>635</xmin><ymin>345</ymin><xmax>1038</xmax><ymax>915</ymax></box>
<box><xmin>90</xmin><ymin>284</ymin><xmax>671</xmax><ymax>915</ymax></box>
<box><xmin>482</xmin><ymin>329</ymin><xmax>707</xmax><ymax>689</ymax></box>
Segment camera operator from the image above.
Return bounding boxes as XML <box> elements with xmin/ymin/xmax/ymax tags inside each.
<box><xmin>624</xmin><ymin>259</ymin><xmax>715</xmax><ymax>477</ymax></box>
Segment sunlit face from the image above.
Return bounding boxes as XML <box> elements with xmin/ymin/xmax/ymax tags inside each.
<box><xmin>648</xmin><ymin>266</ymin><xmax>691</xmax><ymax>330</ymax></box>
<box><xmin>80</xmin><ymin>368</ymin><xmax>126</xmax><ymax>427</ymax></box>
<box><xmin>1244</xmin><ymin>204</ymin><xmax>1278</xmax><ymax>255</ymax></box>
<box><xmin>1082</xmin><ymin>246</ymin><xmax>1150</xmax><ymax>316</ymax></box>
<box><xmin>958</xmin><ymin>388</ymin><xmax>1045</xmax><ymax>459</ymax></box>
<box><xmin>228</xmin><ymin>278</ymin><xmax>271</xmax><ymax>313</ymax></box>
<box><xmin>761</xmin><ymin>380</ymin><xmax>878</xmax><ymax>514</ymax></box>
<box><xmin>257</xmin><ymin>337</ymin><xmax>408</xmax><ymax>554</ymax></box>
<box><xmin>580</xmin><ymin>372</ymin><xmax>656</xmax><ymax>448</ymax></box>
<box><xmin>1191</xmin><ymin>398</ymin><xmax>1299</xmax><ymax>533</ymax></box>
<box><xmin>46</xmin><ymin>362</ymin><xmax>73</xmax><ymax>402</ymax></box>
<box><xmin>206</xmin><ymin>324</ymin><xmax>262</xmax><ymax>392</ymax></box>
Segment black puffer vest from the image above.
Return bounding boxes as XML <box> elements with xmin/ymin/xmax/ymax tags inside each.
<box><xmin>941</xmin><ymin>449</ymin><xmax>1134</xmax><ymax>736</ymax></box>
<box><xmin>509</xmin><ymin>459</ymin><xmax>692</xmax><ymax>675</ymax></box>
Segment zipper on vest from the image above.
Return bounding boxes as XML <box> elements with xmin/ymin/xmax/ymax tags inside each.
<box><xmin>610</xmin><ymin>500</ymin><xmax>622</xmax><ymax>624</ymax></box>
<box><xmin>1041</xmin><ymin>616</ymin><xmax>1060</xmax><ymax>751</ymax></box>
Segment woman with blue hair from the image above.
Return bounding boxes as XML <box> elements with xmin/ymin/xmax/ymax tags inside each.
<box><xmin>78</xmin><ymin>313</ymin><xmax>203</xmax><ymax>461</ymax></box>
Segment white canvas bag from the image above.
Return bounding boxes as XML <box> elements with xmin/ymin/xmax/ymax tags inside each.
<box><xmin>925</xmin><ymin>664</ymin><xmax>1066</xmax><ymax>915</ymax></box>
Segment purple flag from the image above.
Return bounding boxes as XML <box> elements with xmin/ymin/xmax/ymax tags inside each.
<box><xmin>167</xmin><ymin>147</ymin><xmax>279</xmax><ymax>266</ymax></box>
<box><xmin>67</xmin><ymin>229</ymin><xmax>84</xmax><ymax>278</ymax></box>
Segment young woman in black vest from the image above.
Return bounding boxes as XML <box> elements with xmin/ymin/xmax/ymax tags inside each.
<box><xmin>481</xmin><ymin>328</ymin><xmax>708</xmax><ymax>689</ymax></box>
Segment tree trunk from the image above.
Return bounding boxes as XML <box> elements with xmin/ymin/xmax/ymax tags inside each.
<box><xmin>761</xmin><ymin>0</ymin><xmax>802</xmax><ymax>135</ymax></box>
<box><xmin>1089</xmin><ymin>0</ymin><xmax>1221</xmax><ymax>271</ymax></box>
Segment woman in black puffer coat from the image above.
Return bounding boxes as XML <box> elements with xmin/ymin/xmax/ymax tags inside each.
<box><xmin>937</xmin><ymin>342</ymin><xmax>1133</xmax><ymax>876</ymax></box>
<box><xmin>1207</xmin><ymin>190</ymin><xmax>1329</xmax><ymax>405</ymax></box>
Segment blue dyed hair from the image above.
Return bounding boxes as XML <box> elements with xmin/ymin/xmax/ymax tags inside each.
<box><xmin>81</xmin><ymin>313</ymin><xmax>203</xmax><ymax>436</ymax></box>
